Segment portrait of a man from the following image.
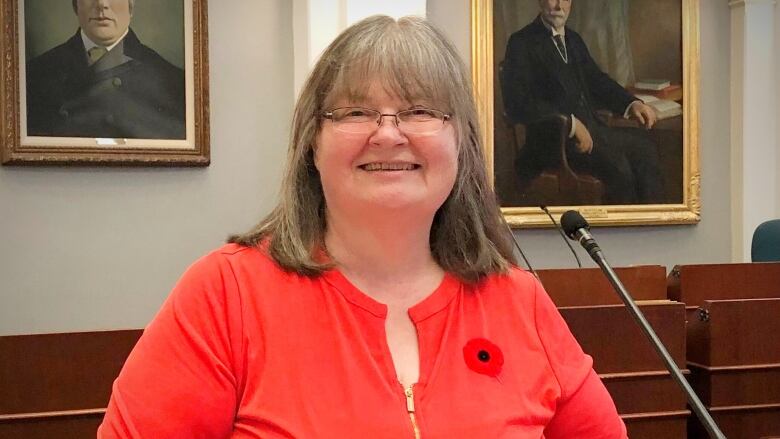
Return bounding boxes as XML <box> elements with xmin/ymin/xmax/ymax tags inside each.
<box><xmin>25</xmin><ymin>0</ymin><xmax>186</xmax><ymax>139</ymax></box>
<box><xmin>493</xmin><ymin>0</ymin><xmax>685</xmax><ymax>208</ymax></box>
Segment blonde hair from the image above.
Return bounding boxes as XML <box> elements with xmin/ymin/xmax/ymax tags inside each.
<box><xmin>230</xmin><ymin>15</ymin><xmax>515</xmax><ymax>282</ymax></box>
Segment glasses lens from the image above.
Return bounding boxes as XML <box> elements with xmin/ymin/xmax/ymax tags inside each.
<box><xmin>329</xmin><ymin>108</ymin><xmax>378</xmax><ymax>133</ymax></box>
<box><xmin>326</xmin><ymin>107</ymin><xmax>449</xmax><ymax>134</ymax></box>
<box><xmin>397</xmin><ymin>109</ymin><xmax>447</xmax><ymax>134</ymax></box>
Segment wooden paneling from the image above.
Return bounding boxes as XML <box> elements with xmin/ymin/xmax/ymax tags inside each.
<box><xmin>0</xmin><ymin>330</ymin><xmax>142</xmax><ymax>438</ymax></box>
<box><xmin>0</xmin><ymin>412</ymin><xmax>105</xmax><ymax>439</ymax></box>
<box><xmin>605</xmin><ymin>372</ymin><xmax>688</xmax><ymax>415</ymax></box>
<box><xmin>538</xmin><ymin>265</ymin><xmax>667</xmax><ymax>307</ymax></box>
<box><xmin>560</xmin><ymin>300</ymin><xmax>689</xmax><ymax>438</ymax></box>
<box><xmin>624</xmin><ymin>412</ymin><xmax>689</xmax><ymax>439</ymax></box>
<box><xmin>668</xmin><ymin>262</ymin><xmax>780</xmax><ymax>307</ymax></box>
<box><xmin>559</xmin><ymin>301</ymin><xmax>686</xmax><ymax>373</ymax></box>
<box><xmin>687</xmin><ymin>299</ymin><xmax>780</xmax><ymax>367</ymax></box>
<box><xmin>670</xmin><ymin>263</ymin><xmax>780</xmax><ymax>439</ymax></box>
<box><xmin>688</xmin><ymin>364</ymin><xmax>780</xmax><ymax>408</ymax></box>
<box><xmin>689</xmin><ymin>405</ymin><xmax>780</xmax><ymax>439</ymax></box>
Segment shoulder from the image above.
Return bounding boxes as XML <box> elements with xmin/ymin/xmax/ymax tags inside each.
<box><xmin>471</xmin><ymin>267</ymin><xmax>542</xmax><ymax>311</ymax></box>
<box><xmin>507</xmin><ymin>17</ymin><xmax>546</xmax><ymax>47</ymax></box>
<box><xmin>27</xmin><ymin>32</ymin><xmax>82</xmax><ymax>72</ymax></box>
<box><xmin>165</xmin><ymin>243</ymin><xmax>295</xmax><ymax>322</ymax></box>
<box><xmin>478</xmin><ymin>266</ymin><xmax>540</xmax><ymax>291</ymax></box>
<box><xmin>185</xmin><ymin>243</ymin><xmax>282</xmax><ymax>282</ymax></box>
<box><xmin>507</xmin><ymin>25</ymin><xmax>535</xmax><ymax>49</ymax></box>
<box><xmin>123</xmin><ymin>28</ymin><xmax>184</xmax><ymax>76</ymax></box>
<box><xmin>564</xmin><ymin>26</ymin><xmax>587</xmax><ymax>46</ymax></box>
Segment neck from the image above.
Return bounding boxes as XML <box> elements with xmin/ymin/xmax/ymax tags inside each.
<box><xmin>324</xmin><ymin>208</ymin><xmax>443</xmax><ymax>301</ymax></box>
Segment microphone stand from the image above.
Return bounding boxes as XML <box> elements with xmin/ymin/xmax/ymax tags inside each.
<box><xmin>569</xmin><ymin>224</ymin><xmax>726</xmax><ymax>439</ymax></box>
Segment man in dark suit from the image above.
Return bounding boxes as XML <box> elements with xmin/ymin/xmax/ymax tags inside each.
<box><xmin>26</xmin><ymin>0</ymin><xmax>185</xmax><ymax>139</ymax></box>
<box><xmin>502</xmin><ymin>0</ymin><xmax>664</xmax><ymax>204</ymax></box>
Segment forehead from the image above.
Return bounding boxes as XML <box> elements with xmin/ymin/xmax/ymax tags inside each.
<box><xmin>331</xmin><ymin>81</ymin><xmax>432</xmax><ymax>107</ymax></box>
<box><xmin>318</xmin><ymin>18</ymin><xmax>457</xmax><ymax>112</ymax></box>
<box><xmin>324</xmin><ymin>67</ymin><xmax>448</xmax><ymax>112</ymax></box>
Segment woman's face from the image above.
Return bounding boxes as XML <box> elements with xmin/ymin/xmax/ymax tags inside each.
<box><xmin>314</xmin><ymin>82</ymin><xmax>458</xmax><ymax>220</ymax></box>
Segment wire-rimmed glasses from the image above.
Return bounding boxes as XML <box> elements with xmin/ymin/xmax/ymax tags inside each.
<box><xmin>322</xmin><ymin>107</ymin><xmax>452</xmax><ymax>135</ymax></box>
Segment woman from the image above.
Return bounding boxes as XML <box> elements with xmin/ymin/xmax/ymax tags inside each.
<box><xmin>99</xmin><ymin>15</ymin><xmax>626</xmax><ymax>438</ymax></box>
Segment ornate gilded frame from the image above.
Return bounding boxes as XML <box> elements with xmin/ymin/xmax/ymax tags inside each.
<box><xmin>471</xmin><ymin>0</ymin><xmax>700</xmax><ymax>227</ymax></box>
<box><xmin>1</xmin><ymin>0</ymin><xmax>209</xmax><ymax>166</ymax></box>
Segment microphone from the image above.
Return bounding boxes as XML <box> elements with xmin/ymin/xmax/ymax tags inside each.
<box><xmin>560</xmin><ymin>210</ymin><xmax>726</xmax><ymax>439</ymax></box>
<box><xmin>560</xmin><ymin>210</ymin><xmax>601</xmax><ymax>257</ymax></box>
<box><xmin>541</xmin><ymin>206</ymin><xmax>582</xmax><ymax>268</ymax></box>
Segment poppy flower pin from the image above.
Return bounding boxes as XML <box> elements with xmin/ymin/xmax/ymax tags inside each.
<box><xmin>463</xmin><ymin>338</ymin><xmax>504</xmax><ymax>378</ymax></box>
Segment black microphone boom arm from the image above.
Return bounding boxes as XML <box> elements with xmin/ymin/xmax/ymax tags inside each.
<box><xmin>560</xmin><ymin>211</ymin><xmax>726</xmax><ymax>439</ymax></box>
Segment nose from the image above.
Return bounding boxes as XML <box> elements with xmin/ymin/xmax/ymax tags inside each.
<box><xmin>375</xmin><ymin>113</ymin><xmax>399</xmax><ymax>128</ymax></box>
<box><xmin>370</xmin><ymin>114</ymin><xmax>407</xmax><ymax>145</ymax></box>
<box><xmin>95</xmin><ymin>0</ymin><xmax>109</xmax><ymax>9</ymax></box>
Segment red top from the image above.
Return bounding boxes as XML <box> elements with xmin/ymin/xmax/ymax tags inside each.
<box><xmin>99</xmin><ymin>244</ymin><xmax>626</xmax><ymax>438</ymax></box>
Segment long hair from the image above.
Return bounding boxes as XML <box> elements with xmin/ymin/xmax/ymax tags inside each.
<box><xmin>230</xmin><ymin>15</ymin><xmax>515</xmax><ymax>282</ymax></box>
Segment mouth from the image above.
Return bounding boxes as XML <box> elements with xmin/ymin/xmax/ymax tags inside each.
<box><xmin>90</xmin><ymin>17</ymin><xmax>115</xmax><ymax>23</ymax></box>
<box><xmin>358</xmin><ymin>162</ymin><xmax>421</xmax><ymax>171</ymax></box>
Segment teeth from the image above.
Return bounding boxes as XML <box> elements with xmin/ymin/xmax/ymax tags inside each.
<box><xmin>362</xmin><ymin>163</ymin><xmax>417</xmax><ymax>171</ymax></box>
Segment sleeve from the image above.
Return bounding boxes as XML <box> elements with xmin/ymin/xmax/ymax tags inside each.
<box><xmin>98</xmin><ymin>251</ymin><xmax>246</xmax><ymax>438</ymax></box>
<box><xmin>573</xmin><ymin>33</ymin><xmax>636</xmax><ymax>116</ymax></box>
<box><xmin>532</xmin><ymin>281</ymin><xmax>627</xmax><ymax>439</ymax></box>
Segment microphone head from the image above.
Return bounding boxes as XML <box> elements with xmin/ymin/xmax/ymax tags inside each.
<box><xmin>560</xmin><ymin>210</ymin><xmax>590</xmax><ymax>239</ymax></box>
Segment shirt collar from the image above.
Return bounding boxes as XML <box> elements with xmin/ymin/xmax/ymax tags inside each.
<box><xmin>80</xmin><ymin>28</ymin><xmax>129</xmax><ymax>53</ymax></box>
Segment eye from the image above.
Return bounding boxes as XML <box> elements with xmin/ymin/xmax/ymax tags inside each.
<box><xmin>333</xmin><ymin>108</ymin><xmax>375</xmax><ymax>122</ymax></box>
<box><xmin>345</xmin><ymin>109</ymin><xmax>370</xmax><ymax>117</ymax></box>
<box><xmin>402</xmin><ymin>108</ymin><xmax>439</xmax><ymax>121</ymax></box>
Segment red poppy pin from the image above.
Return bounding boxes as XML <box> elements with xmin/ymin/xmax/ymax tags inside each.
<box><xmin>463</xmin><ymin>338</ymin><xmax>504</xmax><ymax>378</ymax></box>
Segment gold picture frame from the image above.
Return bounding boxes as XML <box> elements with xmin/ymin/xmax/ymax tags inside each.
<box><xmin>472</xmin><ymin>0</ymin><xmax>700</xmax><ymax>227</ymax></box>
<box><xmin>1</xmin><ymin>0</ymin><xmax>209</xmax><ymax>166</ymax></box>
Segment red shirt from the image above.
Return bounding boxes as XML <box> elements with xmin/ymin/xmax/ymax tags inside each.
<box><xmin>99</xmin><ymin>244</ymin><xmax>626</xmax><ymax>438</ymax></box>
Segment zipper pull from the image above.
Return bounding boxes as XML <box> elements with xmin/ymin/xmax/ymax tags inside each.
<box><xmin>405</xmin><ymin>386</ymin><xmax>415</xmax><ymax>413</ymax></box>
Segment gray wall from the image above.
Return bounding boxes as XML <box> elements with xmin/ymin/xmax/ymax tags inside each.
<box><xmin>0</xmin><ymin>0</ymin><xmax>731</xmax><ymax>335</ymax></box>
<box><xmin>0</xmin><ymin>1</ymin><xmax>293</xmax><ymax>335</ymax></box>
<box><xmin>428</xmin><ymin>0</ymin><xmax>732</xmax><ymax>269</ymax></box>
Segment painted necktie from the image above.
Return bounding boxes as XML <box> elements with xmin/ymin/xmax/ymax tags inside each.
<box><xmin>87</xmin><ymin>46</ymin><xmax>108</xmax><ymax>65</ymax></box>
<box><xmin>553</xmin><ymin>34</ymin><xmax>567</xmax><ymax>63</ymax></box>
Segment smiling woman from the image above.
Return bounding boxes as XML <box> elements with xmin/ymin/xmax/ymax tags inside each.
<box><xmin>315</xmin><ymin>81</ymin><xmax>459</xmax><ymax>231</ymax></box>
<box><xmin>98</xmin><ymin>15</ymin><xmax>628</xmax><ymax>439</ymax></box>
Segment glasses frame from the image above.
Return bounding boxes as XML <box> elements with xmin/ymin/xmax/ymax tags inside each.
<box><xmin>321</xmin><ymin>107</ymin><xmax>452</xmax><ymax>135</ymax></box>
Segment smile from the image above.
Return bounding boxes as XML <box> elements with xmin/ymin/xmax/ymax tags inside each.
<box><xmin>359</xmin><ymin>163</ymin><xmax>420</xmax><ymax>171</ymax></box>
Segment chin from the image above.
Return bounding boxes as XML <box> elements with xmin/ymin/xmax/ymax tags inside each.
<box><xmin>547</xmin><ymin>17</ymin><xmax>566</xmax><ymax>28</ymax></box>
<box><xmin>89</xmin><ymin>32</ymin><xmax>118</xmax><ymax>44</ymax></box>
<box><xmin>363</xmin><ymin>190</ymin><xmax>449</xmax><ymax>215</ymax></box>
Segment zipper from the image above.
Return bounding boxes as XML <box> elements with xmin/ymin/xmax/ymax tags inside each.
<box><xmin>405</xmin><ymin>385</ymin><xmax>421</xmax><ymax>439</ymax></box>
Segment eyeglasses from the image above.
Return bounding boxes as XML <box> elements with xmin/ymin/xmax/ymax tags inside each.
<box><xmin>321</xmin><ymin>107</ymin><xmax>452</xmax><ymax>135</ymax></box>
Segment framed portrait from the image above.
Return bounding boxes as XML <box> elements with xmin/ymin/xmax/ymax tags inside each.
<box><xmin>472</xmin><ymin>0</ymin><xmax>700</xmax><ymax>227</ymax></box>
<box><xmin>0</xmin><ymin>0</ymin><xmax>209</xmax><ymax>166</ymax></box>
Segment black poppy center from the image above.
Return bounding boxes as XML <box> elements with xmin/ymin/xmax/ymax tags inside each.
<box><xmin>477</xmin><ymin>350</ymin><xmax>491</xmax><ymax>362</ymax></box>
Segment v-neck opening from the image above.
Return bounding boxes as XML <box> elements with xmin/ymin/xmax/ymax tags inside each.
<box><xmin>321</xmin><ymin>269</ymin><xmax>461</xmax><ymax>322</ymax></box>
